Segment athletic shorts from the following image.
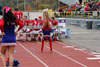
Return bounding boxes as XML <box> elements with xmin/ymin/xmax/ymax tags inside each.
<box><xmin>43</xmin><ymin>29</ymin><xmax>53</xmax><ymax>35</ymax></box>
<box><xmin>42</xmin><ymin>29</ymin><xmax>53</xmax><ymax>40</ymax></box>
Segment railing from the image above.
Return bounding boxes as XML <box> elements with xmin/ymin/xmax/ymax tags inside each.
<box><xmin>17</xmin><ymin>11</ymin><xmax>100</xmax><ymax>20</ymax></box>
<box><xmin>49</xmin><ymin>11</ymin><xmax>100</xmax><ymax>19</ymax></box>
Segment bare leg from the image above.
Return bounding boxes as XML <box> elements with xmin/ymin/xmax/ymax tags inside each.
<box><xmin>1</xmin><ymin>46</ymin><xmax>8</xmax><ymax>67</ymax></box>
<box><xmin>8</xmin><ymin>46</ymin><xmax>15</xmax><ymax>67</ymax></box>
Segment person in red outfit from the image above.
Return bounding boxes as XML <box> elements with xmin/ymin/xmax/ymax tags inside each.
<box><xmin>13</xmin><ymin>8</ymin><xmax>23</xmax><ymax>21</ymax></box>
<box><xmin>37</xmin><ymin>16</ymin><xmax>44</xmax><ymax>41</ymax></box>
<box><xmin>50</xmin><ymin>17</ymin><xmax>58</xmax><ymax>41</ymax></box>
<box><xmin>0</xmin><ymin>7</ymin><xmax>24</xmax><ymax>67</ymax></box>
<box><xmin>31</xmin><ymin>18</ymin><xmax>41</xmax><ymax>41</ymax></box>
<box><xmin>50</xmin><ymin>17</ymin><xmax>58</xmax><ymax>26</ymax></box>
<box><xmin>25</xmin><ymin>19</ymin><xmax>35</xmax><ymax>41</ymax></box>
<box><xmin>25</xmin><ymin>20</ymin><xmax>32</xmax><ymax>41</ymax></box>
<box><xmin>38</xmin><ymin>16</ymin><xmax>44</xmax><ymax>26</ymax></box>
<box><xmin>13</xmin><ymin>8</ymin><xmax>24</xmax><ymax>41</ymax></box>
<box><xmin>17</xmin><ymin>16</ymin><xmax>28</xmax><ymax>41</ymax></box>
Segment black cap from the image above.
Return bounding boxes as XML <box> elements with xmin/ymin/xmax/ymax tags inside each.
<box><xmin>15</xmin><ymin>8</ymin><xmax>18</xmax><ymax>11</ymax></box>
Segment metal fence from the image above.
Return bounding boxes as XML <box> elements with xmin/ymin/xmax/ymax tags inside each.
<box><xmin>51</xmin><ymin>11</ymin><xmax>100</xmax><ymax>19</ymax></box>
<box><xmin>23</xmin><ymin>11</ymin><xmax>100</xmax><ymax>20</ymax></box>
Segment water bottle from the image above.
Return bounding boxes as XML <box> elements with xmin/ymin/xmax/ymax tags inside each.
<box><xmin>66</xmin><ymin>29</ymin><xmax>70</xmax><ymax>38</ymax></box>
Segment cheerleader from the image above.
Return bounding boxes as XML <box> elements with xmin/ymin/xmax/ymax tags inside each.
<box><xmin>0</xmin><ymin>7</ymin><xmax>24</xmax><ymax>67</ymax></box>
<box><xmin>41</xmin><ymin>10</ymin><xmax>53</xmax><ymax>52</ymax></box>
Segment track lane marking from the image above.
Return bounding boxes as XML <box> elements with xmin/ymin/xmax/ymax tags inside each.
<box><xmin>17</xmin><ymin>42</ymin><xmax>48</xmax><ymax>67</ymax></box>
<box><xmin>38</xmin><ymin>42</ymin><xmax>87</xmax><ymax>67</ymax></box>
<box><xmin>57</xmin><ymin>41</ymin><xmax>91</xmax><ymax>55</ymax></box>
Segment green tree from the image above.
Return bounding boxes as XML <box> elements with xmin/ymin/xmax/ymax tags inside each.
<box><xmin>0</xmin><ymin>0</ymin><xmax>57</xmax><ymax>11</ymax></box>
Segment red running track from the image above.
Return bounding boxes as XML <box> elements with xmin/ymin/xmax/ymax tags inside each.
<box><xmin>0</xmin><ymin>41</ymin><xmax>100</xmax><ymax>67</ymax></box>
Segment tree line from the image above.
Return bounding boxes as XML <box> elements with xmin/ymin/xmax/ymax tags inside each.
<box><xmin>0</xmin><ymin>0</ymin><xmax>57</xmax><ymax>11</ymax></box>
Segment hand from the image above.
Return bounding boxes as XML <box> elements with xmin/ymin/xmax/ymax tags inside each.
<box><xmin>15</xmin><ymin>31</ymin><xmax>18</xmax><ymax>36</ymax></box>
<box><xmin>1</xmin><ymin>32</ymin><xmax>5</xmax><ymax>36</ymax></box>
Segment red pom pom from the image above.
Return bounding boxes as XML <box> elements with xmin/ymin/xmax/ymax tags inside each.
<box><xmin>52</xmin><ymin>20</ymin><xmax>58</xmax><ymax>25</ymax></box>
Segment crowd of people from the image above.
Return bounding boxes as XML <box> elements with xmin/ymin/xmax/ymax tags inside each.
<box><xmin>57</xmin><ymin>1</ymin><xmax>100</xmax><ymax>13</ymax></box>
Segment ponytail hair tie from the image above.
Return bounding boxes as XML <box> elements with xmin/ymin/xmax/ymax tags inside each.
<box><xmin>3</xmin><ymin>7</ymin><xmax>12</xmax><ymax>13</ymax></box>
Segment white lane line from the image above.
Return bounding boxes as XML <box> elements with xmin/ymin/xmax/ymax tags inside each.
<box><xmin>63</xmin><ymin>45</ymin><xmax>75</xmax><ymax>48</ymax></box>
<box><xmin>74</xmin><ymin>48</ymin><xmax>87</xmax><ymax>51</ymax></box>
<box><xmin>38</xmin><ymin>42</ymin><xmax>87</xmax><ymax>67</ymax></box>
<box><xmin>90</xmin><ymin>52</ymin><xmax>100</xmax><ymax>55</ymax></box>
<box><xmin>87</xmin><ymin>55</ymin><xmax>100</xmax><ymax>60</ymax></box>
<box><xmin>17</xmin><ymin>42</ymin><xmax>48</xmax><ymax>67</ymax></box>
<box><xmin>57</xmin><ymin>42</ymin><xmax>90</xmax><ymax>55</ymax></box>
<box><xmin>87</xmin><ymin>57</ymin><xmax>100</xmax><ymax>60</ymax></box>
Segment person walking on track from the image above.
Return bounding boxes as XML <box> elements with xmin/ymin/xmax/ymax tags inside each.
<box><xmin>0</xmin><ymin>7</ymin><xmax>24</xmax><ymax>67</ymax></box>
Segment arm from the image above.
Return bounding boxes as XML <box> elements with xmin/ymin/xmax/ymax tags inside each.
<box><xmin>16</xmin><ymin>20</ymin><xmax>24</xmax><ymax>32</ymax></box>
<box><xmin>0</xmin><ymin>20</ymin><xmax>4</xmax><ymax>32</ymax></box>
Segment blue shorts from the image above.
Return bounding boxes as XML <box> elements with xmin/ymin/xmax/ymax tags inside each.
<box><xmin>43</xmin><ymin>29</ymin><xmax>53</xmax><ymax>35</ymax></box>
<box><xmin>43</xmin><ymin>29</ymin><xmax>53</xmax><ymax>40</ymax></box>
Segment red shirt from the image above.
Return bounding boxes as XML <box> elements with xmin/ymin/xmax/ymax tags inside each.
<box><xmin>34</xmin><ymin>20</ymin><xmax>39</xmax><ymax>26</ymax></box>
<box><xmin>26</xmin><ymin>20</ymin><xmax>31</xmax><ymax>26</ymax></box>
<box><xmin>85</xmin><ymin>5</ymin><xmax>89</xmax><ymax>11</ymax></box>
<box><xmin>13</xmin><ymin>11</ymin><xmax>23</xmax><ymax>20</ymax></box>
<box><xmin>31</xmin><ymin>20</ymin><xmax>35</xmax><ymax>26</ymax></box>
<box><xmin>39</xmin><ymin>20</ymin><xmax>44</xmax><ymax>26</ymax></box>
<box><xmin>33</xmin><ymin>20</ymin><xmax>40</xmax><ymax>31</ymax></box>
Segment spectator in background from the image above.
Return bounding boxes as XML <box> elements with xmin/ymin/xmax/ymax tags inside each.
<box><xmin>92</xmin><ymin>2</ymin><xmax>99</xmax><ymax>11</ymax></box>
<box><xmin>49</xmin><ymin>8</ymin><xmax>53</xmax><ymax>12</ymax></box>
<box><xmin>80</xmin><ymin>5</ymin><xmax>85</xmax><ymax>11</ymax></box>
<box><xmin>75</xmin><ymin>2</ymin><xmax>79</xmax><ymax>10</ymax></box>
<box><xmin>58</xmin><ymin>8</ymin><xmax>64</xmax><ymax>17</ymax></box>
<box><xmin>58</xmin><ymin>8</ymin><xmax>63</xmax><ymax>12</ymax></box>
<box><xmin>68</xmin><ymin>7</ymin><xmax>72</xmax><ymax>12</ymax></box>
<box><xmin>76</xmin><ymin>5</ymin><xmax>82</xmax><ymax>11</ymax></box>
<box><xmin>98</xmin><ymin>1</ymin><xmax>100</xmax><ymax>6</ymax></box>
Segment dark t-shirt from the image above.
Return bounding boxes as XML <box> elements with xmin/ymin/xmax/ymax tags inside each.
<box><xmin>92</xmin><ymin>5</ymin><xmax>99</xmax><ymax>11</ymax></box>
